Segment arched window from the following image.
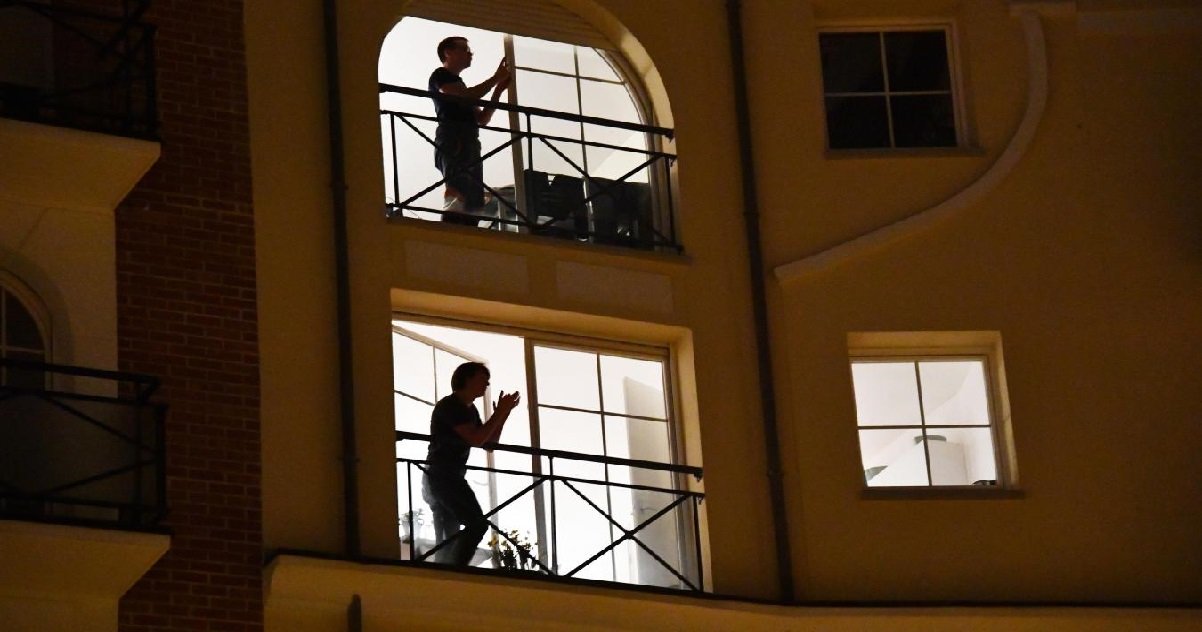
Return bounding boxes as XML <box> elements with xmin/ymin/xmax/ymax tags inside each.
<box><xmin>0</xmin><ymin>273</ymin><xmax>49</xmax><ymax>388</ymax></box>
<box><xmin>379</xmin><ymin>14</ymin><xmax>678</xmax><ymax>251</ymax></box>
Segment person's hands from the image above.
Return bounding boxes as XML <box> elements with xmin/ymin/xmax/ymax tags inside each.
<box><xmin>495</xmin><ymin>390</ymin><xmax>521</xmax><ymax>413</ymax></box>
<box><xmin>492</xmin><ymin>58</ymin><xmax>511</xmax><ymax>84</ymax></box>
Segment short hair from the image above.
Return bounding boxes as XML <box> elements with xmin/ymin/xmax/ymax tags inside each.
<box><xmin>437</xmin><ymin>36</ymin><xmax>468</xmax><ymax>62</ymax></box>
<box><xmin>450</xmin><ymin>361</ymin><xmax>489</xmax><ymax>391</ymax></box>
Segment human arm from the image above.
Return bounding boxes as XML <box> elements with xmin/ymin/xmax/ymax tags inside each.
<box><xmin>452</xmin><ymin>391</ymin><xmax>521</xmax><ymax>447</ymax></box>
<box><xmin>438</xmin><ymin>58</ymin><xmax>510</xmax><ymax>103</ymax></box>
<box><xmin>476</xmin><ymin>76</ymin><xmax>510</xmax><ymax>126</ymax></box>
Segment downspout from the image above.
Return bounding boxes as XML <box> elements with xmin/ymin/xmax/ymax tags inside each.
<box><xmin>321</xmin><ymin>0</ymin><xmax>360</xmax><ymax>558</ymax></box>
<box><xmin>725</xmin><ymin>0</ymin><xmax>795</xmax><ymax>602</ymax></box>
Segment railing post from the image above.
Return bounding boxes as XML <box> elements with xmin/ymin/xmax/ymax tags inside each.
<box><xmin>548</xmin><ymin>456</ymin><xmax>558</xmax><ymax>575</ymax></box>
<box><xmin>406</xmin><ymin>461</ymin><xmax>415</xmax><ymax>561</ymax></box>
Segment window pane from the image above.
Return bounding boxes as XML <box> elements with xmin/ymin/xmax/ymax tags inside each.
<box><xmin>928</xmin><ymin>428</ymin><xmax>997</xmax><ymax>485</ymax></box>
<box><xmin>825</xmin><ymin>96</ymin><xmax>889</xmax><ymax>149</ymax></box>
<box><xmin>599</xmin><ymin>355</ymin><xmax>666</xmax><ymax>418</ymax></box>
<box><xmin>850</xmin><ymin>361</ymin><xmax>921</xmax><ymax>426</ymax></box>
<box><xmin>577</xmin><ymin>47</ymin><xmax>620</xmax><ymax>81</ymax></box>
<box><xmin>819</xmin><ymin>32</ymin><xmax>884</xmax><ymax>93</ymax></box>
<box><xmin>918</xmin><ymin>360</ymin><xmax>991</xmax><ymax>425</ymax></box>
<box><xmin>585</xmin><ymin>141</ymin><xmax>650</xmax><ymax>182</ymax></box>
<box><xmin>580</xmin><ymin>79</ymin><xmax>639</xmax><ymax>124</ymax></box>
<box><xmin>434</xmin><ymin>349</ymin><xmax>471</xmax><ymax>401</ymax></box>
<box><xmin>859</xmin><ymin>428</ymin><xmax>929</xmax><ymax>486</ymax></box>
<box><xmin>395</xmin><ymin>394</ymin><xmax>433</xmax><ymax>434</ymax></box>
<box><xmin>890</xmin><ymin>94</ymin><xmax>956</xmax><ymax>147</ymax></box>
<box><xmin>518</xmin><ymin>70</ymin><xmax>580</xmax><ymax>126</ymax></box>
<box><xmin>514</xmin><ymin>35</ymin><xmax>576</xmax><ymax>74</ymax></box>
<box><xmin>533</xmin><ymin>346</ymin><xmax>600</xmax><ymax>410</ymax></box>
<box><xmin>478</xmin><ymin>127</ymin><xmax>519</xmax><ymax>193</ymax></box>
<box><xmin>537</xmin><ymin>407</ymin><xmax>605</xmax><ymax>464</ymax></box>
<box><xmin>611</xmin><ymin>488</ymin><xmax>685</xmax><ymax>588</ymax></box>
<box><xmin>885</xmin><ymin>31</ymin><xmax>950</xmax><ymax>92</ymax></box>
<box><xmin>393</xmin><ymin>333</ymin><xmax>436</xmax><ymax>402</ymax></box>
<box><xmin>604</xmin><ymin>416</ymin><xmax>672</xmax><ymax>489</ymax></box>
<box><xmin>4</xmin><ymin>291</ymin><xmax>43</xmax><ymax>349</ymax></box>
<box><xmin>549</xmin><ymin>478</ymin><xmax>614</xmax><ymax>580</ymax></box>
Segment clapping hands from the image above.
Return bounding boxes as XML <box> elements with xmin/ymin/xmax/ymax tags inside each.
<box><xmin>495</xmin><ymin>390</ymin><xmax>521</xmax><ymax>413</ymax></box>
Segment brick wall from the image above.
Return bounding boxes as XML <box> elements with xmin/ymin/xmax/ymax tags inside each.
<box><xmin>110</xmin><ymin>0</ymin><xmax>262</xmax><ymax>630</ymax></box>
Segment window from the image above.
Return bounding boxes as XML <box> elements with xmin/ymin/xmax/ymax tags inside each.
<box><xmin>819</xmin><ymin>27</ymin><xmax>960</xmax><ymax>149</ymax></box>
<box><xmin>0</xmin><ymin>275</ymin><xmax>48</xmax><ymax>388</ymax></box>
<box><xmin>379</xmin><ymin>18</ymin><xmax>678</xmax><ymax>250</ymax></box>
<box><xmin>392</xmin><ymin>318</ymin><xmax>701</xmax><ymax>589</ymax></box>
<box><xmin>848</xmin><ymin>332</ymin><xmax>1013</xmax><ymax>489</ymax></box>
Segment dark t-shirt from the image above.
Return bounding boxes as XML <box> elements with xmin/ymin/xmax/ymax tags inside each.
<box><xmin>426</xmin><ymin>394</ymin><xmax>481</xmax><ymax>475</ymax></box>
<box><xmin>429</xmin><ymin>67</ymin><xmax>477</xmax><ymax>136</ymax></box>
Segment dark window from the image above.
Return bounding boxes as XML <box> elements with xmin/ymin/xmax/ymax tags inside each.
<box><xmin>820</xmin><ymin>29</ymin><xmax>958</xmax><ymax>150</ymax></box>
<box><xmin>1</xmin><ymin>286</ymin><xmax>47</xmax><ymax>387</ymax></box>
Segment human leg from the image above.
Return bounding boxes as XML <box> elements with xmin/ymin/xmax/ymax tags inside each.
<box><xmin>425</xmin><ymin>474</ymin><xmax>487</xmax><ymax>566</ymax></box>
<box><xmin>422</xmin><ymin>473</ymin><xmax>463</xmax><ymax>564</ymax></box>
<box><xmin>435</xmin><ymin>135</ymin><xmax>486</xmax><ymax>226</ymax></box>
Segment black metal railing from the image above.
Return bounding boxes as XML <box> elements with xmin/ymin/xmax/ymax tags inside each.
<box><xmin>397</xmin><ymin>430</ymin><xmax>704</xmax><ymax>592</ymax></box>
<box><xmin>380</xmin><ymin>83</ymin><xmax>681</xmax><ymax>253</ymax></box>
<box><xmin>0</xmin><ymin>358</ymin><xmax>166</xmax><ymax>529</ymax></box>
<box><xmin>0</xmin><ymin>1</ymin><xmax>157</xmax><ymax>139</ymax></box>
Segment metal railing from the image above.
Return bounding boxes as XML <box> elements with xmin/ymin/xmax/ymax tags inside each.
<box><xmin>397</xmin><ymin>430</ymin><xmax>705</xmax><ymax>592</ymax></box>
<box><xmin>0</xmin><ymin>1</ymin><xmax>157</xmax><ymax>139</ymax></box>
<box><xmin>380</xmin><ymin>83</ymin><xmax>681</xmax><ymax>253</ymax></box>
<box><xmin>0</xmin><ymin>358</ymin><xmax>166</xmax><ymax>529</ymax></box>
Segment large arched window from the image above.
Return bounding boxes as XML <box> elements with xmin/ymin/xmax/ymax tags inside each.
<box><xmin>0</xmin><ymin>273</ymin><xmax>49</xmax><ymax>388</ymax></box>
<box><xmin>379</xmin><ymin>15</ymin><xmax>678</xmax><ymax>251</ymax></box>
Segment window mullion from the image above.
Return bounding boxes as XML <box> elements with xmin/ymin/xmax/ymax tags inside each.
<box><xmin>913</xmin><ymin>361</ymin><xmax>933</xmax><ymax>486</ymax></box>
<box><xmin>524</xmin><ymin>339</ymin><xmax>551</xmax><ymax>568</ymax></box>
<box><xmin>504</xmin><ymin>34</ymin><xmax>527</xmax><ymax>231</ymax></box>
<box><xmin>878</xmin><ymin>31</ymin><xmax>896</xmax><ymax>148</ymax></box>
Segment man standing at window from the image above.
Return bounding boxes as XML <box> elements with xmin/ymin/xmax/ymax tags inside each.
<box><xmin>430</xmin><ymin>36</ymin><xmax>510</xmax><ymax>225</ymax></box>
<box><xmin>423</xmin><ymin>361</ymin><xmax>521</xmax><ymax>565</ymax></box>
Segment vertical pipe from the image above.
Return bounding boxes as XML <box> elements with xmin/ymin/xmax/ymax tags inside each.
<box><xmin>321</xmin><ymin>0</ymin><xmax>360</xmax><ymax>558</ymax></box>
<box><xmin>692</xmin><ymin>496</ymin><xmax>704</xmax><ymax>591</ymax></box>
<box><xmin>725</xmin><ymin>0</ymin><xmax>795</xmax><ymax>602</ymax></box>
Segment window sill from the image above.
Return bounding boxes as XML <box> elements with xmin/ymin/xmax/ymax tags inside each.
<box><xmin>825</xmin><ymin>146</ymin><xmax>986</xmax><ymax>160</ymax></box>
<box><xmin>861</xmin><ymin>486</ymin><xmax>1024</xmax><ymax>500</ymax></box>
<box><xmin>388</xmin><ymin>214</ymin><xmax>693</xmax><ymax>268</ymax></box>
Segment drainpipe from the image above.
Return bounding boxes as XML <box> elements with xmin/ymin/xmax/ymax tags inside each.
<box><xmin>321</xmin><ymin>0</ymin><xmax>360</xmax><ymax>558</ymax></box>
<box><xmin>725</xmin><ymin>0</ymin><xmax>795</xmax><ymax>602</ymax></box>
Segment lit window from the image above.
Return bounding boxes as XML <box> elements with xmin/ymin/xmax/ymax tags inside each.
<box><xmin>848</xmin><ymin>332</ymin><xmax>1013</xmax><ymax>488</ymax></box>
<box><xmin>392</xmin><ymin>319</ymin><xmax>701</xmax><ymax>590</ymax></box>
<box><xmin>819</xmin><ymin>27</ymin><xmax>960</xmax><ymax>149</ymax></box>
<box><xmin>379</xmin><ymin>19</ymin><xmax>677</xmax><ymax>251</ymax></box>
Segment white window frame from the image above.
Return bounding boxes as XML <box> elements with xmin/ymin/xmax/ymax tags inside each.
<box><xmin>817</xmin><ymin>21</ymin><xmax>968</xmax><ymax>151</ymax></box>
<box><xmin>847</xmin><ymin>331</ymin><xmax>1017</xmax><ymax>493</ymax></box>
<box><xmin>392</xmin><ymin>314</ymin><xmax>700</xmax><ymax>586</ymax></box>
<box><xmin>501</xmin><ymin>36</ymin><xmax>668</xmax><ymax>236</ymax></box>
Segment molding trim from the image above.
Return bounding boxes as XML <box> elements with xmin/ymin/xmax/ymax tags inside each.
<box><xmin>774</xmin><ymin>11</ymin><xmax>1049</xmax><ymax>284</ymax></box>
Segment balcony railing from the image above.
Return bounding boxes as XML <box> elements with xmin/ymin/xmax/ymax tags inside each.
<box><xmin>396</xmin><ymin>430</ymin><xmax>704</xmax><ymax>592</ymax></box>
<box><xmin>0</xmin><ymin>358</ymin><xmax>166</xmax><ymax>529</ymax></box>
<box><xmin>0</xmin><ymin>1</ymin><xmax>157</xmax><ymax>139</ymax></box>
<box><xmin>380</xmin><ymin>83</ymin><xmax>681</xmax><ymax>253</ymax></box>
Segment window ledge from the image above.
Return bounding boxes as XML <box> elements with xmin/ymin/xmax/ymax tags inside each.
<box><xmin>388</xmin><ymin>214</ymin><xmax>693</xmax><ymax>268</ymax></box>
<box><xmin>825</xmin><ymin>146</ymin><xmax>986</xmax><ymax>160</ymax></box>
<box><xmin>861</xmin><ymin>486</ymin><xmax>1024</xmax><ymax>500</ymax></box>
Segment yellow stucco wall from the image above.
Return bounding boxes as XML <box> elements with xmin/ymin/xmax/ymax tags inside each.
<box><xmin>248</xmin><ymin>0</ymin><xmax>1202</xmax><ymax>611</ymax></box>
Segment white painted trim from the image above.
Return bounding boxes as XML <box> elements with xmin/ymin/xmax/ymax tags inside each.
<box><xmin>775</xmin><ymin>11</ymin><xmax>1048</xmax><ymax>284</ymax></box>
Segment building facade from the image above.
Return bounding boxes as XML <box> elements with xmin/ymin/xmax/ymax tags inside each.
<box><xmin>1</xmin><ymin>0</ymin><xmax>1200</xmax><ymax>630</ymax></box>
